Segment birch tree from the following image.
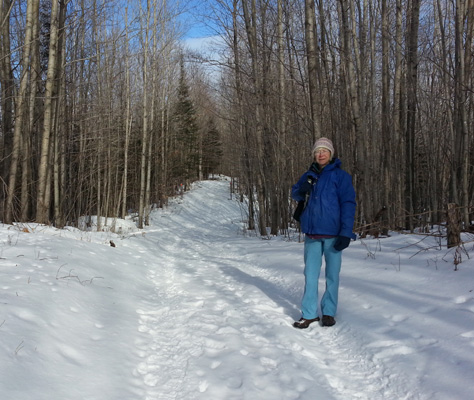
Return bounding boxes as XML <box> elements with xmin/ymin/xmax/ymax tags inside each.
<box><xmin>36</xmin><ymin>0</ymin><xmax>62</xmax><ymax>224</ymax></box>
<box><xmin>5</xmin><ymin>0</ymin><xmax>40</xmax><ymax>224</ymax></box>
<box><xmin>137</xmin><ymin>0</ymin><xmax>151</xmax><ymax>229</ymax></box>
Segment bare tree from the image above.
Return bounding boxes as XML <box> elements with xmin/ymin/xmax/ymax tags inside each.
<box><xmin>36</xmin><ymin>0</ymin><xmax>63</xmax><ymax>224</ymax></box>
<box><xmin>121</xmin><ymin>6</ymin><xmax>132</xmax><ymax>220</ymax></box>
<box><xmin>0</xmin><ymin>0</ymin><xmax>15</xmax><ymax>220</ymax></box>
<box><xmin>454</xmin><ymin>0</ymin><xmax>473</xmax><ymax>226</ymax></box>
<box><xmin>404</xmin><ymin>0</ymin><xmax>421</xmax><ymax>230</ymax></box>
<box><xmin>5</xmin><ymin>0</ymin><xmax>40</xmax><ymax>224</ymax></box>
<box><xmin>304</xmin><ymin>0</ymin><xmax>321</xmax><ymax>140</ymax></box>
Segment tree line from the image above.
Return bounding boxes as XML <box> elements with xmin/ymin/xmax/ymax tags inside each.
<box><xmin>1</xmin><ymin>0</ymin><xmax>473</xmax><ymax>238</ymax></box>
<box><xmin>212</xmin><ymin>0</ymin><xmax>473</xmax><ymax>236</ymax></box>
<box><xmin>0</xmin><ymin>0</ymin><xmax>222</xmax><ymax>229</ymax></box>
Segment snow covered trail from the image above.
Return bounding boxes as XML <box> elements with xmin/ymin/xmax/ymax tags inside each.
<box><xmin>2</xmin><ymin>178</ymin><xmax>473</xmax><ymax>399</ymax></box>
<box><xmin>126</xmin><ymin>180</ymin><xmax>414</xmax><ymax>400</ymax></box>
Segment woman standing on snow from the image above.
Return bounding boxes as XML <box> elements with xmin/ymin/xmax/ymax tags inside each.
<box><xmin>292</xmin><ymin>137</ymin><xmax>356</xmax><ymax>328</ymax></box>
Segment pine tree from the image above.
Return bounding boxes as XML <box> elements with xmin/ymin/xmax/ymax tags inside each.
<box><xmin>171</xmin><ymin>57</ymin><xmax>199</xmax><ymax>184</ymax></box>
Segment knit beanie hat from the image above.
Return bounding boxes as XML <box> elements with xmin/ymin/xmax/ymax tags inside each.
<box><xmin>312</xmin><ymin>137</ymin><xmax>334</xmax><ymax>157</ymax></box>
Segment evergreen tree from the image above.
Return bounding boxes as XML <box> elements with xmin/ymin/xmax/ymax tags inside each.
<box><xmin>171</xmin><ymin>57</ymin><xmax>199</xmax><ymax>184</ymax></box>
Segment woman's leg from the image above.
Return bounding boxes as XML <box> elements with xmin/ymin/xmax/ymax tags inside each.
<box><xmin>301</xmin><ymin>237</ymin><xmax>323</xmax><ymax>319</ymax></box>
<box><xmin>320</xmin><ymin>237</ymin><xmax>342</xmax><ymax>317</ymax></box>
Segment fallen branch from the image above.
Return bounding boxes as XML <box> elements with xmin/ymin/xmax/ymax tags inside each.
<box><xmin>56</xmin><ymin>264</ymin><xmax>103</xmax><ymax>286</ymax></box>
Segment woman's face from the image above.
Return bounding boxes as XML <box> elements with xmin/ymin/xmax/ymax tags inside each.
<box><xmin>314</xmin><ymin>148</ymin><xmax>331</xmax><ymax>167</ymax></box>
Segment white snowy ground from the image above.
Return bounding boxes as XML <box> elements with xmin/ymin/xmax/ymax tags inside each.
<box><xmin>1</xmin><ymin>178</ymin><xmax>474</xmax><ymax>400</ymax></box>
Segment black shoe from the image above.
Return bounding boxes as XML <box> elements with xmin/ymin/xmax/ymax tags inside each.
<box><xmin>293</xmin><ymin>317</ymin><xmax>320</xmax><ymax>329</ymax></box>
<box><xmin>322</xmin><ymin>315</ymin><xmax>336</xmax><ymax>327</ymax></box>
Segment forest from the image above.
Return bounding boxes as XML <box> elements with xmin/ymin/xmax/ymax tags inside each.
<box><xmin>0</xmin><ymin>0</ymin><xmax>473</xmax><ymax>237</ymax></box>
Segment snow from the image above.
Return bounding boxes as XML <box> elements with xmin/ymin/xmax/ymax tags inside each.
<box><xmin>1</xmin><ymin>177</ymin><xmax>473</xmax><ymax>400</ymax></box>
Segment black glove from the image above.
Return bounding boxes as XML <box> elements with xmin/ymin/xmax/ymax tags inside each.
<box><xmin>299</xmin><ymin>180</ymin><xmax>312</xmax><ymax>194</ymax></box>
<box><xmin>334</xmin><ymin>236</ymin><xmax>351</xmax><ymax>251</ymax></box>
<box><xmin>300</xmin><ymin>175</ymin><xmax>316</xmax><ymax>195</ymax></box>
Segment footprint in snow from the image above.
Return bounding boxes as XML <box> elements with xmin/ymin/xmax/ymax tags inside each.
<box><xmin>460</xmin><ymin>330</ymin><xmax>474</xmax><ymax>338</ymax></box>
<box><xmin>382</xmin><ymin>313</ymin><xmax>408</xmax><ymax>323</ymax></box>
<box><xmin>453</xmin><ymin>295</ymin><xmax>472</xmax><ymax>304</ymax></box>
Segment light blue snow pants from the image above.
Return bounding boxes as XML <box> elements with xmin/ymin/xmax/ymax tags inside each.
<box><xmin>301</xmin><ymin>236</ymin><xmax>342</xmax><ymax>319</ymax></box>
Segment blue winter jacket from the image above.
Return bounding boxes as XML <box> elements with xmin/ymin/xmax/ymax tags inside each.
<box><xmin>292</xmin><ymin>159</ymin><xmax>356</xmax><ymax>239</ymax></box>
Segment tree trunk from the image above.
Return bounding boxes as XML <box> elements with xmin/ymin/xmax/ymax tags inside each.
<box><xmin>121</xmin><ymin>7</ymin><xmax>131</xmax><ymax>219</ymax></box>
<box><xmin>53</xmin><ymin>0</ymin><xmax>67</xmax><ymax>227</ymax></box>
<box><xmin>5</xmin><ymin>0</ymin><xmax>39</xmax><ymax>224</ymax></box>
<box><xmin>138</xmin><ymin>0</ymin><xmax>151</xmax><ymax>229</ymax></box>
<box><xmin>241</xmin><ymin>0</ymin><xmax>267</xmax><ymax>236</ymax></box>
<box><xmin>36</xmin><ymin>0</ymin><xmax>61</xmax><ymax>224</ymax></box>
<box><xmin>276</xmin><ymin>0</ymin><xmax>286</xmax><ymax>233</ymax></box>
<box><xmin>447</xmin><ymin>203</ymin><xmax>461</xmax><ymax>248</ymax></box>
<box><xmin>0</xmin><ymin>0</ymin><xmax>15</xmax><ymax>220</ymax></box>
<box><xmin>381</xmin><ymin>0</ymin><xmax>390</xmax><ymax>230</ymax></box>
<box><xmin>405</xmin><ymin>0</ymin><xmax>421</xmax><ymax>230</ymax></box>
<box><xmin>304</xmin><ymin>0</ymin><xmax>321</xmax><ymax>140</ymax></box>
<box><xmin>393</xmin><ymin>0</ymin><xmax>405</xmax><ymax>227</ymax></box>
<box><xmin>338</xmin><ymin>0</ymin><xmax>367</xmax><ymax>220</ymax></box>
<box><xmin>21</xmin><ymin>0</ymin><xmax>40</xmax><ymax>221</ymax></box>
<box><xmin>465</xmin><ymin>0</ymin><xmax>474</xmax><ymax>224</ymax></box>
<box><xmin>455</xmin><ymin>0</ymin><xmax>472</xmax><ymax>226</ymax></box>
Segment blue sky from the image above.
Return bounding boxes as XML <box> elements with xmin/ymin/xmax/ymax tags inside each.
<box><xmin>180</xmin><ymin>0</ymin><xmax>218</xmax><ymax>39</ymax></box>
<box><xmin>179</xmin><ymin>0</ymin><xmax>225</xmax><ymax>59</ymax></box>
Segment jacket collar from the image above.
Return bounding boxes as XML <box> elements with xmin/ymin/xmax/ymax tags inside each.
<box><xmin>311</xmin><ymin>158</ymin><xmax>341</xmax><ymax>173</ymax></box>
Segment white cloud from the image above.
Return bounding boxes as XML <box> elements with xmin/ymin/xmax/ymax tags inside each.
<box><xmin>183</xmin><ymin>34</ymin><xmax>224</xmax><ymax>58</ymax></box>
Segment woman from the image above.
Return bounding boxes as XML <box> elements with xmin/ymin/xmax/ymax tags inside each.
<box><xmin>292</xmin><ymin>137</ymin><xmax>356</xmax><ymax>328</ymax></box>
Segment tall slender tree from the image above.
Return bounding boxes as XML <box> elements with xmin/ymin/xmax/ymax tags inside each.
<box><xmin>5</xmin><ymin>0</ymin><xmax>40</xmax><ymax>224</ymax></box>
<box><xmin>36</xmin><ymin>0</ymin><xmax>63</xmax><ymax>224</ymax></box>
<box><xmin>0</xmin><ymin>0</ymin><xmax>15</xmax><ymax>220</ymax></box>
